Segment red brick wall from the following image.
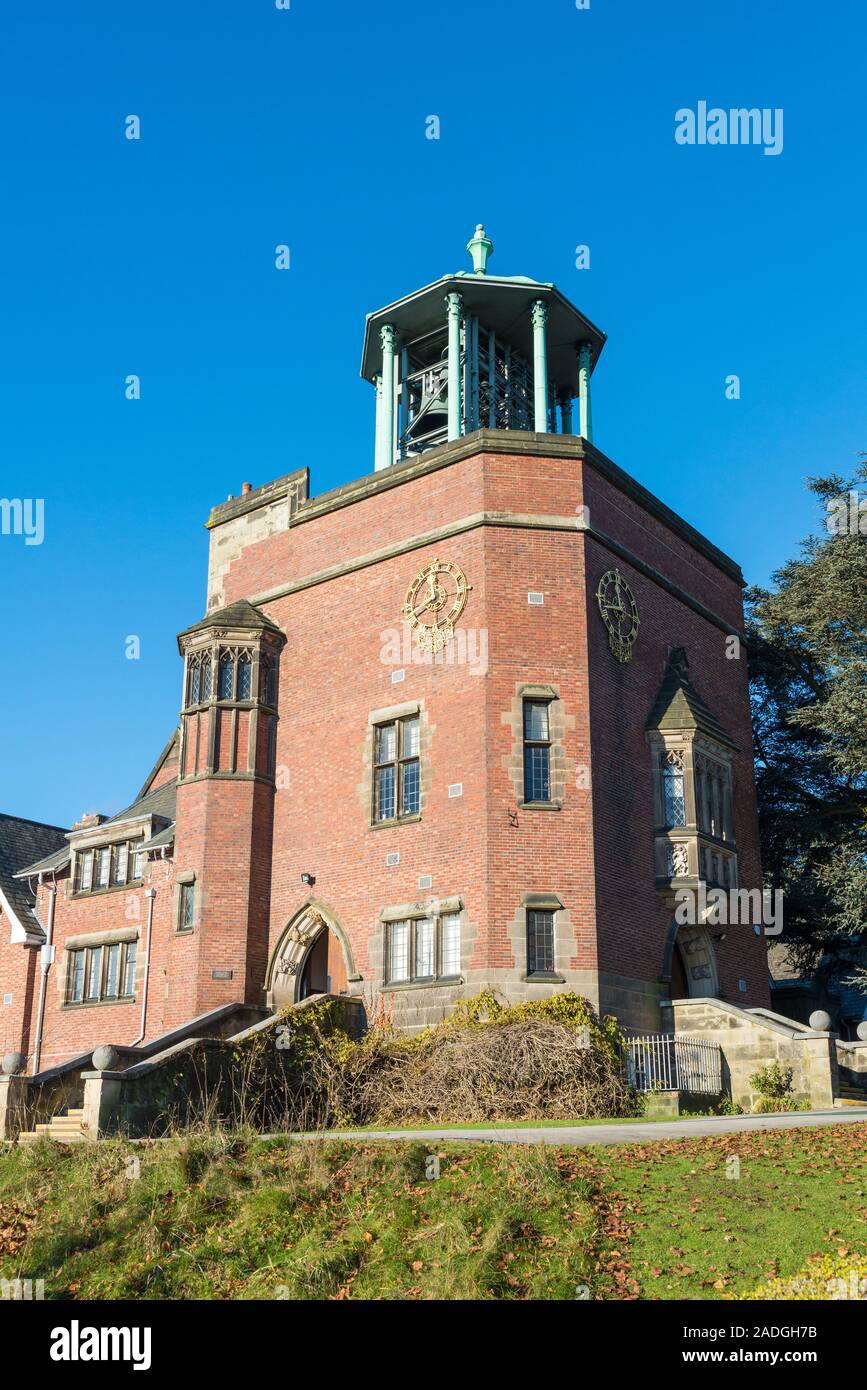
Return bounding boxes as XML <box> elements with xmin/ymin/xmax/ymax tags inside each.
<box><xmin>11</xmin><ymin>436</ymin><xmax>768</xmax><ymax>1067</ymax></box>
<box><xmin>29</xmin><ymin>867</ymin><xmax>176</xmax><ymax>1069</ymax></box>
<box><xmin>215</xmin><ymin>442</ymin><xmax>768</xmax><ymax>1022</ymax></box>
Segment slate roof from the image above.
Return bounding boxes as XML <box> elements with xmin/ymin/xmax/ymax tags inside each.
<box><xmin>99</xmin><ymin>778</ymin><xmax>177</xmax><ymax>830</ymax></box>
<box><xmin>178</xmin><ymin>599</ymin><xmax>282</xmax><ymax>641</ymax></box>
<box><xmin>0</xmin><ymin>813</ymin><xmax>69</xmax><ymax>938</ymax></box>
<box><xmin>14</xmin><ymin>780</ymin><xmax>178</xmax><ymax>883</ymax></box>
<box><xmin>645</xmin><ymin>647</ymin><xmax>737</xmax><ymax>749</ymax></box>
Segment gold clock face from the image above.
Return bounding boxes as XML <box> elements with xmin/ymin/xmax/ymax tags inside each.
<box><xmin>596</xmin><ymin>568</ymin><xmax>640</xmax><ymax>663</ymax></box>
<box><xmin>402</xmin><ymin>558</ymin><xmax>471</xmax><ymax>654</ymax></box>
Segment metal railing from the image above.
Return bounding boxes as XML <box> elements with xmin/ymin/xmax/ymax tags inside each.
<box><xmin>625</xmin><ymin>1033</ymin><xmax>722</xmax><ymax>1095</ymax></box>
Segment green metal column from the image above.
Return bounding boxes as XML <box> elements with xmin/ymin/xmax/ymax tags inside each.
<box><xmin>578</xmin><ymin>341</ymin><xmax>593</xmax><ymax>442</ymax></box>
<box><xmin>532</xmin><ymin>299</ymin><xmax>549</xmax><ymax>432</ymax></box>
<box><xmin>446</xmin><ymin>292</ymin><xmax>463</xmax><ymax>441</ymax></box>
<box><xmin>379</xmin><ymin>324</ymin><xmax>397</xmax><ymax>469</ymax></box>
<box><xmin>373</xmin><ymin>372</ymin><xmax>384</xmax><ymax>470</ymax></box>
<box><xmin>559</xmin><ymin>389</ymin><xmax>573</xmax><ymax>435</ymax></box>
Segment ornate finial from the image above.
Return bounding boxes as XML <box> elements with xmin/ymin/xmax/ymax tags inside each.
<box><xmin>669</xmin><ymin>647</ymin><xmax>690</xmax><ymax>679</ymax></box>
<box><xmin>466</xmin><ymin>224</ymin><xmax>494</xmax><ymax>275</ymax></box>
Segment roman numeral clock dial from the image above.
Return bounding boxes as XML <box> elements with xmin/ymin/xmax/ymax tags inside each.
<box><xmin>596</xmin><ymin>568</ymin><xmax>640</xmax><ymax>663</ymax></box>
<box><xmin>402</xmin><ymin>558</ymin><xmax>471</xmax><ymax>655</ymax></box>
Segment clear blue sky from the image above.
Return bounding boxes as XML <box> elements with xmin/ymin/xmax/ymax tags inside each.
<box><xmin>1</xmin><ymin>0</ymin><xmax>865</xmax><ymax>826</ymax></box>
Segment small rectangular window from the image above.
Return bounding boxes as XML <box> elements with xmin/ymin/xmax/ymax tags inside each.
<box><xmin>523</xmin><ymin>700</ymin><xmax>552</xmax><ymax>803</ymax></box>
<box><xmin>387</xmin><ymin>921</ymin><xmax>410</xmax><ymax>983</ymax></box>
<box><xmin>178</xmin><ymin>882</ymin><xmax>195</xmax><ymax>932</ymax></box>
<box><xmin>130</xmin><ymin>844</ymin><xmax>144</xmax><ymax>881</ymax></box>
<box><xmin>218</xmin><ymin>654</ymin><xmax>235</xmax><ymax>700</ymax></box>
<box><xmin>415</xmin><ymin>918</ymin><xmax>435</xmax><ymax>979</ymax></box>
<box><xmin>86</xmin><ymin>947</ymin><xmax>103</xmax><ymax>1001</ymax></box>
<box><xmin>527</xmin><ymin>909</ymin><xmax>555</xmax><ymax>976</ymax></box>
<box><xmin>112</xmin><ymin>842</ymin><xmax>129</xmax><ymax>886</ymax></box>
<box><xmin>70</xmin><ymin>951</ymin><xmax>85</xmax><ymax>1003</ymax></box>
<box><xmin>237</xmin><ymin>654</ymin><xmax>253</xmax><ymax>700</ymax></box>
<box><xmin>77</xmin><ymin>851</ymin><xmax>93</xmax><ymax>893</ymax></box>
<box><xmin>96</xmin><ymin>848</ymin><xmax>110</xmax><ymax>889</ymax></box>
<box><xmin>104</xmin><ymin>943</ymin><xmax>120</xmax><ymax>999</ymax></box>
<box><xmin>122</xmin><ymin>941</ymin><xmax>137</xmax><ymax>996</ymax></box>
<box><xmin>441</xmin><ymin>913</ymin><xmax>461</xmax><ymax>976</ymax></box>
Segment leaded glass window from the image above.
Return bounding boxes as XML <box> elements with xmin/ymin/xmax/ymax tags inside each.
<box><xmin>415</xmin><ymin>918</ymin><xmax>435</xmax><ymax>979</ymax></box>
<box><xmin>237</xmin><ymin>653</ymin><xmax>253</xmax><ymax>700</ymax></box>
<box><xmin>527</xmin><ymin>909</ymin><xmax>555</xmax><ymax>975</ymax></box>
<box><xmin>123</xmin><ymin>941</ymin><xmax>137</xmax><ymax>996</ymax></box>
<box><xmin>104</xmin><ymin>944</ymin><xmax>120</xmax><ymax>999</ymax></box>
<box><xmin>441</xmin><ymin>913</ymin><xmax>461</xmax><ymax>976</ymax></box>
<box><xmin>178</xmin><ymin>882</ymin><xmax>195</xmax><ymax>932</ymax></box>
<box><xmin>86</xmin><ymin>947</ymin><xmax>102</xmax><ymax>1000</ymax></box>
<box><xmin>387</xmin><ymin>920</ymin><xmax>410</xmax><ymax>983</ymax></box>
<box><xmin>663</xmin><ymin>750</ymin><xmax>686</xmax><ymax>828</ymax></box>
<box><xmin>66</xmin><ymin>941</ymin><xmax>137</xmax><ymax>1005</ymax></box>
<box><xmin>70</xmin><ymin>951</ymin><xmax>85</xmax><ymax>1003</ymax></box>
<box><xmin>384</xmin><ymin>914</ymin><xmax>461</xmax><ymax>985</ymax></box>
<box><xmin>523</xmin><ymin>700</ymin><xmax>551</xmax><ymax>803</ymax></box>
<box><xmin>218</xmin><ymin>652</ymin><xmax>235</xmax><ymax>700</ymax></box>
<box><xmin>96</xmin><ymin>848</ymin><xmax>110</xmax><ymax>888</ymax></box>
<box><xmin>111</xmin><ymin>842</ymin><xmax>128</xmax><ymax>886</ymax></box>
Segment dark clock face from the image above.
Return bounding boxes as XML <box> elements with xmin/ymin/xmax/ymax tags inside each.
<box><xmin>596</xmin><ymin>568</ymin><xmax>640</xmax><ymax>662</ymax></box>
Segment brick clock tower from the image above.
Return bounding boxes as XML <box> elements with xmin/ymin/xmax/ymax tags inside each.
<box><xmin>170</xmin><ymin>601</ymin><xmax>285</xmax><ymax>1021</ymax></box>
<box><xmin>172</xmin><ymin>225</ymin><xmax>769</xmax><ymax>1034</ymax></box>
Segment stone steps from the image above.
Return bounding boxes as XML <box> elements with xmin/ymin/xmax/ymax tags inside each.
<box><xmin>17</xmin><ymin>1107</ymin><xmax>89</xmax><ymax>1145</ymax></box>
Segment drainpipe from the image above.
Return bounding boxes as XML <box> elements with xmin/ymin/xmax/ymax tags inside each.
<box><xmin>130</xmin><ymin>887</ymin><xmax>156</xmax><ymax>1046</ymax></box>
<box><xmin>31</xmin><ymin>877</ymin><xmax>57</xmax><ymax>1075</ymax></box>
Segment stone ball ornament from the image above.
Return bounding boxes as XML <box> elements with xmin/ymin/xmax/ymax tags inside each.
<box><xmin>808</xmin><ymin>1010</ymin><xmax>832</xmax><ymax>1033</ymax></box>
<box><xmin>92</xmin><ymin>1045</ymin><xmax>122</xmax><ymax>1072</ymax></box>
<box><xmin>2</xmin><ymin>1051</ymin><xmax>26</xmax><ymax>1076</ymax></box>
<box><xmin>856</xmin><ymin>1019</ymin><xmax>867</xmax><ymax>1042</ymax></box>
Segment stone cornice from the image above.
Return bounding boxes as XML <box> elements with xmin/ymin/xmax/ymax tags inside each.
<box><xmin>205</xmin><ymin>431</ymin><xmax>743</xmax><ymax>585</ymax></box>
<box><xmin>214</xmin><ymin>430</ymin><xmax>742</xmax><ymax>586</ymax></box>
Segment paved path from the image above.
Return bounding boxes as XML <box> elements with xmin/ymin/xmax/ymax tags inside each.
<box><xmin>301</xmin><ymin>1107</ymin><xmax>867</xmax><ymax>1148</ymax></box>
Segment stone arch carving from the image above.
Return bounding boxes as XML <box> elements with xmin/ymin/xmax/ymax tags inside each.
<box><xmin>660</xmin><ymin>918</ymin><xmax>720</xmax><ymax>999</ymax></box>
<box><xmin>266</xmin><ymin>901</ymin><xmax>359</xmax><ymax>1008</ymax></box>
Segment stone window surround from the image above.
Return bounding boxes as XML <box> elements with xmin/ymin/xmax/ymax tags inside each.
<box><xmin>360</xmin><ymin>699</ymin><xmax>433</xmax><ymax>830</ymax></box>
<box><xmin>70</xmin><ymin>831</ymin><xmax>147</xmax><ymax>899</ymax></box>
<box><xmin>502</xmin><ymin>684</ymin><xmax>574</xmax><ymax>812</ymax></box>
<box><xmin>377</xmin><ymin>895</ymin><xmax>465</xmax><ymax>990</ymax></box>
<box><xmin>648</xmin><ymin>731</ymin><xmax>737</xmax><ymax>887</ymax></box>
<box><xmin>175</xmin><ymin>871</ymin><xmax>197</xmax><ymax>934</ymax></box>
<box><xmin>520</xmin><ymin>892</ymin><xmax>567</xmax><ymax>983</ymax></box>
<box><xmin>61</xmin><ymin>927</ymin><xmax>140</xmax><ymax>1009</ymax></box>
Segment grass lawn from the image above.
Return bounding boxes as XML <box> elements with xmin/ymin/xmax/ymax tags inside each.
<box><xmin>1</xmin><ymin>1122</ymin><xmax>865</xmax><ymax>1299</ymax></box>
<box><xmin>585</xmin><ymin>1121</ymin><xmax>867</xmax><ymax>1299</ymax></box>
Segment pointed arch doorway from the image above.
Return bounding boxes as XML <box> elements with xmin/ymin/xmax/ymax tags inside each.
<box><xmin>662</xmin><ymin>920</ymin><xmax>720</xmax><ymax>1000</ymax></box>
<box><xmin>266</xmin><ymin>904</ymin><xmax>355</xmax><ymax>1010</ymax></box>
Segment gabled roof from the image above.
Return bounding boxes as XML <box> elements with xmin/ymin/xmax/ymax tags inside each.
<box><xmin>646</xmin><ymin>647</ymin><xmax>737</xmax><ymax>749</ymax></box>
<box><xmin>0</xmin><ymin>813</ymin><xmax>68</xmax><ymax>940</ymax></box>
<box><xmin>134</xmin><ymin>729</ymin><xmax>180</xmax><ymax>803</ymax></box>
<box><xmin>15</xmin><ymin>780</ymin><xmax>178</xmax><ymax>882</ymax></box>
<box><xmin>97</xmin><ymin>778</ymin><xmax>177</xmax><ymax>831</ymax></box>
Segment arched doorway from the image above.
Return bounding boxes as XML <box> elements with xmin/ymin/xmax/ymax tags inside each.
<box><xmin>662</xmin><ymin>920</ymin><xmax>720</xmax><ymax>999</ymax></box>
<box><xmin>266</xmin><ymin>904</ymin><xmax>355</xmax><ymax>1010</ymax></box>
<box><xmin>297</xmin><ymin>925</ymin><xmax>348</xmax><ymax>1001</ymax></box>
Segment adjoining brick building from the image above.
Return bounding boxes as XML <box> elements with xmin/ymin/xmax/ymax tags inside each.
<box><xmin>1</xmin><ymin>227</ymin><xmax>769</xmax><ymax>1072</ymax></box>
